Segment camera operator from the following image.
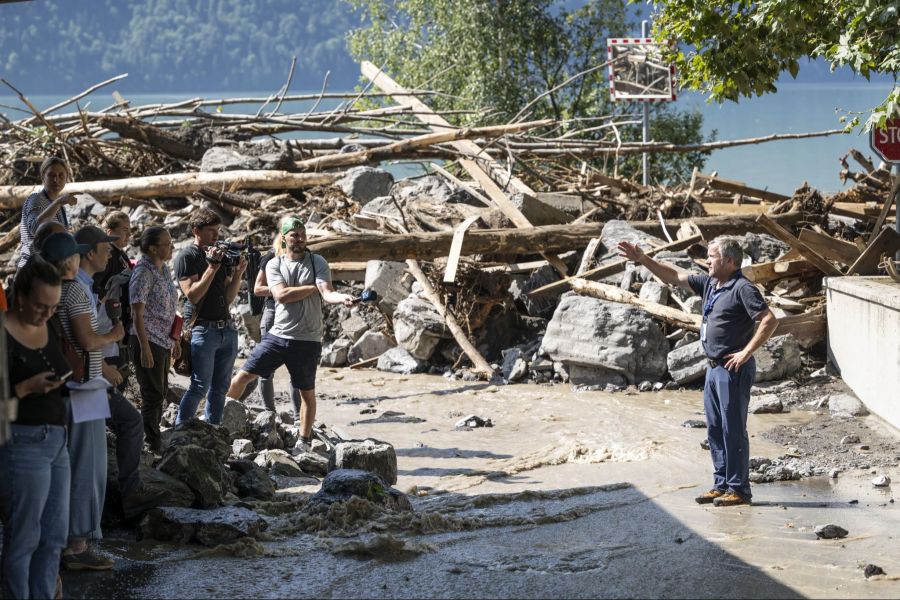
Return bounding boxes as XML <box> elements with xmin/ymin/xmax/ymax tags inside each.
<box><xmin>225</xmin><ymin>216</ymin><xmax>353</xmax><ymax>450</ymax></box>
<box><xmin>174</xmin><ymin>209</ymin><xmax>247</xmax><ymax>426</ymax></box>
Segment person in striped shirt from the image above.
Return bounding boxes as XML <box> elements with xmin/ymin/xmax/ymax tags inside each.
<box><xmin>18</xmin><ymin>156</ymin><xmax>77</xmax><ymax>268</ymax></box>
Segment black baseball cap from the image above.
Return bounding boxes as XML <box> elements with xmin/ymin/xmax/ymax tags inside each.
<box><xmin>39</xmin><ymin>232</ymin><xmax>90</xmax><ymax>263</ymax></box>
<box><xmin>74</xmin><ymin>225</ymin><xmax>119</xmax><ymax>254</ymax></box>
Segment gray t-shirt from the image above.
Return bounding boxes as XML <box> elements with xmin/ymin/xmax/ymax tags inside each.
<box><xmin>266</xmin><ymin>252</ymin><xmax>331</xmax><ymax>341</ymax></box>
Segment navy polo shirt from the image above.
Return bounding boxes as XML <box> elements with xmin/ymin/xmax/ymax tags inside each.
<box><xmin>687</xmin><ymin>271</ymin><xmax>768</xmax><ymax>359</ymax></box>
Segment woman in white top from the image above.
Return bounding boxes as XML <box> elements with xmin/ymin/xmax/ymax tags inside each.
<box><xmin>18</xmin><ymin>156</ymin><xmax>77</xmax><ymax>268</ymax></box>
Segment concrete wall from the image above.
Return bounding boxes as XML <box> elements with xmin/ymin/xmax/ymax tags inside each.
<box><xmin>825</xmin><ymin>277</ymin><xmax>900</xmax><ymax>429</ymax></box>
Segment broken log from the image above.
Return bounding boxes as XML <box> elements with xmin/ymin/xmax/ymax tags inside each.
<box><xmin>569</xmin><ymin>279</ymin><xmax>701</xmax><ymax>331</ymax></box>
<box><xmin>695</xmin><ymin>173</ymin><xmax>789</xmax><ymax>204</ymax></box>
<box><xmin>797</xmin><ymin>228</ymin><xmax>861</xmax><ymax>266</ymax></box>
<box><xmin>98</xmin><ymin>115</ymin><xmax>206</xmax><ymax>161</ymax></box>
<box><xmin>0</xmin><ymin>170</ymin><xmax>342</xmax><ymax>207</ymax></box>
<box><xmin>742</xmin><ymin>259</ymin><xmax>818</xmax><ymax>285</ymax></box>
<box><xmin>529</xmin><ymin>234</ymin><xmax>704</xmax><ymax>297</ymax></box>
<box><xmin>405</xmin><ymin>259</ymin><xmax>494</xmax><ymax>378</ymax></box>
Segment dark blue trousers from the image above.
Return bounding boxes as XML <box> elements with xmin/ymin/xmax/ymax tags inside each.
<box><xmin>703</xmin><ymin>358</ymin><xmax>755</xmax><ymax>499</ymax></box>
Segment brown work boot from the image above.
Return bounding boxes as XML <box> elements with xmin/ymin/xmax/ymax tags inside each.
<box><xmin>695</xmin><ymin>489</ymin><xmax>726</xmax><ymax>504</ymax></box>
<box><xmin>713</xmin><ymin>492</ymin><xmax>751</xmax><ymax>507</ymax></box>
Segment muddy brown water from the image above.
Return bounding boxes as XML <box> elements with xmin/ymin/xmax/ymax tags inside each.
<box><xmin>62</xmin><ymin>369</ymin><xmax>900</xmax><ymax>598</ymax></box>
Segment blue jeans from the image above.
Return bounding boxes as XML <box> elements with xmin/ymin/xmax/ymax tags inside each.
<box><xmin>177</xmin><ymin>322</ymin><xmax>238</xmax><ymax>425</ymax></box>
<box><xmin>0</xmin><ymin>425</ymin><xmax>70</xmax><ymax>599</ymax></box>
<box><xmin>704</xmin><ymin>358</ymin><xmax>756</xmax><ymax>499</ymax></box>
<box><xmin>68</xmin><ymin>418</ymin><xmax>107</xmax><ymax>541</ymax></box>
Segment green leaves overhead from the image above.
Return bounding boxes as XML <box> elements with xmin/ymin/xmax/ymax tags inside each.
<box><xmin>650</xmin><ymin>0</ymin><xmax>900</xmax><ymax>129</ymax></box>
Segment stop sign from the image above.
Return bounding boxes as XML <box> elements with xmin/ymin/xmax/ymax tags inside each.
<box><xmin>870</xmin><ymin>118</ymin><xmax>900</xmax><ymax>163</ymax></box>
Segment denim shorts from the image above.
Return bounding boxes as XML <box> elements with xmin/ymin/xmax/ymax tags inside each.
<box><xmin>242</xmin><ymin>333</ymin><xmax>322</xmax><ymax>391</ymax></box>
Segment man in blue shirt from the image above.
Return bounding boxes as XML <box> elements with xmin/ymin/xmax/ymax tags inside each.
<box><xmin>619</xmin><ymin>236</ymin><xmax>778</xmax><ymax>506</ymax></box>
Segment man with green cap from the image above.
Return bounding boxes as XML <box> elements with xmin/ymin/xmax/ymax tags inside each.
<box><xmin>225</xmin><ymin>216</ymin><xmax>354</xmax><ymax>449</ymax></box>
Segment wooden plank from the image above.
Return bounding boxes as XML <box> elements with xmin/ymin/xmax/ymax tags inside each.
<box><xmin>742</xmin><ymin>259</ymin><xmax>817</xmax><ymax>285</ymax></box>
<box><xmin>755</xmin><ymin>214</ymin><xmax>843</xmax><ymax>276</ymax></box>
<box><xmin>529</xmin><ymin>234</ymin><xmax>703</xmax><ymax>297</ymax></box>
<box><xmin>775</xmin><ymin>311</ymin><xmax>826</xmax><ymax>349</ymax></box>
<box><xmin>847</xmin><ymin>226</ymin><xmax>900</xmax><ymax>275</ymax></box>
<box><xmin>797</xmin><ymin>229</ymin><xmax>861</xmax><ymax>266</ymax></box>
<box><xmin>695</xmin><ymin>173</ymin><xmax>790</xmax><ymax>204</ymax></box>
<box><xmin>443</xmin><ymin>215</ymin><xmax>481</xmax><ymax>283</ymax></box>
<box><xmin>330</xmin><ymin>262</ymin><xmax>368</xmax><ymax>282</ymax></box>
<box><xmin>576</xmin><ymin>238</ymin><xmax>603</xmax><ymax>275</ymax></box>
<box><xmin>868</xmin><ymin>174</ymin><xmax>899</xmax><ymax>242</ymax></box>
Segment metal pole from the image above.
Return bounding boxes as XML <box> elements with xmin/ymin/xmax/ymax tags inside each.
<box><xmin>641</xmin><ymin>20</ymin><xmax>650</xmax><ymax>187</ymax></box>
<box><xmin>895</xmin><ymin>164</ymin><xmax>900</xmax><ymax>260</ymax></box>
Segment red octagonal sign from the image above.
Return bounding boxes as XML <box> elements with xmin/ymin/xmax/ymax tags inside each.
<box><xmin>870</xmin><ymin>118</ymin><xmax>900</xmax><ymax>163</ymax></box>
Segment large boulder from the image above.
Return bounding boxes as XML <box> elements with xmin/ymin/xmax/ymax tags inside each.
<box><xmin>377</xmin><ymin>346</ymin><xmax>427</xmax><ymax>374</ymax></box>
<box><xmin>336</xmin><ymin>167</ymin><xmax>394</xmax><ymax>204</ymax></box>
<box><xmin>139</xmin><ymin>506</ymin><xmax>268</xmax><ymax>546</ymax></box>
<box><xmin>364</xmin><ymin>260</ymin><xmax>413</xmax><ymax>315</ymax></box>
<box><xmin>500</xmin><ymin>347</ymin><xmax>529</xmax><ymax>383</ymax></box>
<box><xmin>228</xmin><ymin>461</ymin><xmax>277</xmax><ymax>500</ymax></box>
<box><xmin>157</xmin><ymin>444</ymin><xmax>231</xmax><ymax>508</ymax></box>
<box><xmin>310</xmin><ymin>469</ymin><xmax>410</xmax><ymax>512</ymax></box>
<box><xmin>200</xmin><ymin>147</ymin><xmax>258</xmax><ymax>172</ymax></box>
<box><xmin>393</xmin><ymin>297</ymin><xmax>450</xmax><ymax>361</ymax></box>
<box><xmin>348</xmin><ymin>331</ymin><xmax>394</xmax><ymax>363</ymax></box>
<box><xmin>320</xmin><ymin>338</ymin><xmax>352</xmax><ymax>367</ymax></box>
<box><xmin>754</xmin><ymin>335</ymin><xmax>802</xmax><ymax>382</ymax></box>
<box><xmin>667</xmin><ymin>340</ymin><xmax>707</xmax><ymax>385</ymax></box>
<box><xmin>540</xmin><ymin>295</ymin><xmax>668</xmax><ymax>384</ymax></box>
<box><xmin>639</xmin><ymin>281</ymin><xmax>669</xmax><ymax>305</ymax></box>
<box><xmin>329</xmin><ymin>439</ymin><xmax>398</xmax><ymax>485</ymax></box>
<box><xmin>738</xmin><ymin>233</ymin><xmax>789</xmax><ymax>263</ymax></box>
<box><xmin>509</xmin><ymin>266</ymin><xmax>563</xmax><ymax>319</ymax></box>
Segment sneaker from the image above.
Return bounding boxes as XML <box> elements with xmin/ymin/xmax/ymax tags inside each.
<box><xmin>713</xmin><ymin>492</ymin><xmax>751</xmax><ymax>507</ymax></box>
<box><xmin>122</xmin><ymin>486</ymin><xmax>170</xmax><ymax>518</ymax></box>
<box><xmin>61</xmin><ymin>548</ymin><xmax>114</xmax><ymax>571</ymax></box>
<box><xmin>695</xmin><ymin>489</ymin><xmax>726</xmax><ymax>504</ymax></box>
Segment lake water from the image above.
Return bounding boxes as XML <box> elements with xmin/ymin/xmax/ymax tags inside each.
<box><xmin>2</xmin><ymin>82</ymin><xmax>895</xmax><ymax>195</ymax></box>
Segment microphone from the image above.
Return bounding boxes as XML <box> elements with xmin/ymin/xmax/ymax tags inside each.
<box><xmin>105</xmin><ymin>298</ymin><xmax>122</xmax><ymax>324</ymax></box>
<box><xmin>351</xmin><ymin>288</ymin><xmax>378</xmax><ymax>304</ymax></box>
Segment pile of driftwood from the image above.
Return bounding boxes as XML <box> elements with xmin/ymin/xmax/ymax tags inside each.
<box><xmin>1</xmin><ymin>62</ymin><xmax>898</xmax><ymax>379</ymax></box>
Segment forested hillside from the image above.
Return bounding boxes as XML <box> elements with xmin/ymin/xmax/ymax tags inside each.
<box><xmin>0</xmin><ymin>0</ymin><xmax>359</xmax><ymax>92</ymax></box>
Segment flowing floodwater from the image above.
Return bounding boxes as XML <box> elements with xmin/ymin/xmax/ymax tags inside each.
<box><xmin>60</xmin><ymin>369</ymin><xmax>900</xmax><ymax>599</ymax></box>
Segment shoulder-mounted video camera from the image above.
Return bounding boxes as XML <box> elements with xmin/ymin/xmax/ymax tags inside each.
<box><xmin>206</xmin><ymin>240</ymin><xmax>246</xmax><ymax>268</ymax></box>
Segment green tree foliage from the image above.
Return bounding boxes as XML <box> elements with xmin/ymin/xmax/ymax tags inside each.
<box><xmin>347</xmin><ymin>0</ymin><xmax>712</xmax><ymax>184</ymax></box>
<box><xmin>0</xmin><ymin>0</ymin><xmax>357</xmax><ymax>92</ymax></box>
<box><xmin>650</xmin><ymin>0</ymin><xmax>900</xmax><ymax>129</ymax></box>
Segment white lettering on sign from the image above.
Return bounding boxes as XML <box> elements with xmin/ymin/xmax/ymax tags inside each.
<box><xmin>877</xmin><ymin>129</ymin><xmax>900</xmax><ymax>144</ymax></box>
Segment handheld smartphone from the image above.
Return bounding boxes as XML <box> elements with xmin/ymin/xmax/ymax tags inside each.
<box><xmin>50</xmin><ymin>370</ymin><xmax>73</xmax><ymax>382</ymax></box>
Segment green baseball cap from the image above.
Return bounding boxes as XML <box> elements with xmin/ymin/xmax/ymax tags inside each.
<box><xmin>280</xmin><ymin>216</ymin><xmax>305</xmax><ymax>235</ymax></box>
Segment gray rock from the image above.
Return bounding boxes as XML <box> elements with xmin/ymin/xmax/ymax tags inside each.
<box><xmin>320</xmin><ymin>338</ymin><xmax>352</xmax><ymax>368</ymax></box>
<box><xmin>200</xmin><ymin>147</ymin><xmax>259</xmax><ymax>172</ymax></box>
<box><xmin>683</xmin><ymin>296</ymin><xmax>703</xmax><ymax>315</ymax></box>
<box><xmin>540</xmin><ymin>295</ymin><xmax>668</xmax><ymax>384</ymax></box>
<box><xmin>139</xmin><ymin>506</ymin><xmax>268</xmax><ymax>546</ymax></box>
<box><xmin>682</xmin><ymin>419</ymin><xmax>706</xmax><ymax>429</ymax></box>
<box><xmin>232</xmin><ymin>439</ymin><xmax>254</xmax><ymax>455</ymax></box>
<box><xmin>598</xmin><ymin>221</ymin><xmax>665</xmax><ymax>262</ymax></box>
<box><xmin>638</xmin><ymin>380</ymin><xmax>653</xmax><ymax>392</ymax></box>
<box><xmin>340</xmin><ymin>314</ymin><xmax>370</xmax><ymax>342</ymax></box>
<box><xmin>377</xmin><ymin>346</ymin><xmax>427</xmax><ymax>374</ymax></box>
<box><xmin>638</xmin><ymin>281</ymin><xmax>669</xmax><ymax>305</ymax></box>
<box><xmin>360</xmin><ymin>195</ymin><xmax>404</xmax><ymax>221</ymax></box>
<box><xmin>364</xmin><ymin>260</ymin><xmax>412</xmax><ymax>315</ymax></box>
<box><xmin>158</xmin><ymin>444</ymin><xmax>231</xmax><ymax>508</ymax></box>
<box><xmin>666</xmin><ymin>339</ymin><xmax>707</xmax><ymax>385</ymax></box>
<box><xmin>738</xmin><ymin>233</ymin><xmax>789</xmax><ymax>263</ymax></box>
<box><xmin>454</xmin><ymin>415</ymin><xmax>493</xmax><ymax>429</ymax></box>
<box><xmin>872</xmin><ymin>475</ymin><xmax>891</xmax><ymax>487</ymax></box>
<box><xmin>292</xmin><ymin>451</ymin><xmax>329</xmax><ymax>477</ymax></box>
<box><xmin>754</xmin><ymin>335</ymin><xmax>802</xmax><ymax>382</ymax></box>
<box><xmin>828</xmin><ymin>393</ymin><xmax>869</xmax><ymax>418</ymax></box>
<box><xmin>249</xmin><ymin>411</ymin><xmax>278</xmax><ymax>446</ymax></box>
<box><xmin>310</xmin><ymin>469</ymin><xmax>411</xmax><ymax>511</ymax></box>
<box><xmin>814</xmin><ymin>524</ymin><xmax>848</xmax><ymax>540</ymax></box>
<box><xmin>568</xmin><ymin>364</ymin><xmax>628</xmax><ymax>387</ymax></box>
<box><xmin>349</xmin><ymin>330</ymin><xmax>394</xmax><ymax>363</ymax></box>
<box><xmin>840</xmin><ymin>435</ymin><xmax>860</xmax><ymax>445</ymax></box>
<box><xmin>71</xmin><ymin>193</ymin><xmax>107</xmax><ymax>221</ymax></box>
<box><xmin>337</xmin><ymin>166</ymin><xmax>394</xmax><ymax>204</ymax></box>
<box><xmin>393</xmin><ymin>297</ymin><xmax>450</xmax><ymax>360</ymax></box>
<box><xmin>165</xmin><ymin>420</ymin><xmax>232</xmax><ymax>463</ymax></box>
<box><xmin>221</xmin><ymin>400</ymin><xmax>249</xmax><ymax>439</ymax></box>
<box><xmin>329</xmin><ymin>439</ymin><xmax>398</xmax><ymax>485</ymax></box>
<box><xmin>254</xmin><ymin>449</ymin><xmax>305</xmax><ymax>477</ymax></box>
<box><xmin>749</xmin><ymin>394</ymin><xmax>784</xmax><ymax>414</ymax></box>
<box><xmin>500</xmin><ymin>347</ymin><xmax>529</xmax><ymax>382</ymax></box>
<box><xmin>235</xmin><ymin>468</ymin><xmax>276</xmax><ymax>500</ymax></box>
